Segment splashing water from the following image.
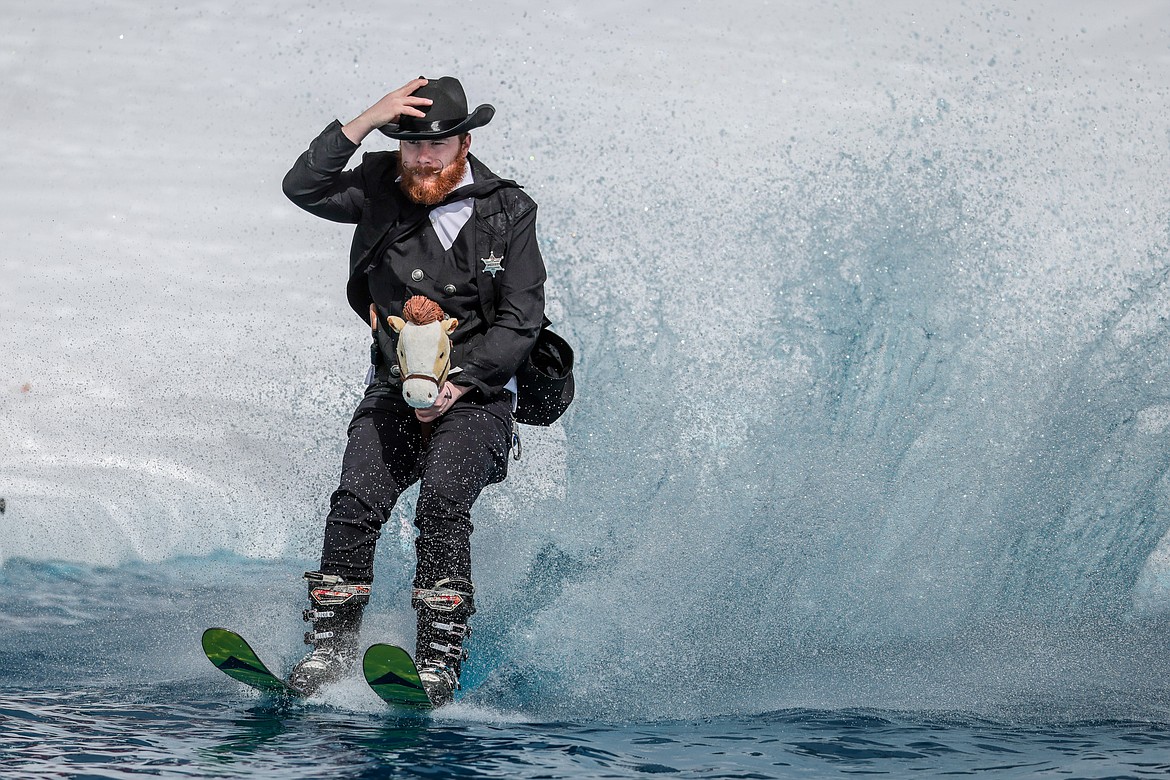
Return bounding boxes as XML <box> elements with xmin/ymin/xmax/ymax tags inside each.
<box><xmin>2</xmin><ymin>0</ymin><xmax>1170</xmax><ymax>729</ymax></box>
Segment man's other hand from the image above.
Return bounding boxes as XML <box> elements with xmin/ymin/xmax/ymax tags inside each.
<box><xmin>414</xmin><ymin>381</ymin><xmax>468</xmax><ymax>423</ymax></box>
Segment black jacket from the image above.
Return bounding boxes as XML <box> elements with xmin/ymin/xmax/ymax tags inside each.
<box><xmin>282</xmin><ymin>120</ymin><xmax>547</xmax><ymax>397</ymax></box>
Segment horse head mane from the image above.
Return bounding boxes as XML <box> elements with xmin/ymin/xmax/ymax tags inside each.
<box><xmin>402</xmin><ymin>295</ymin><xmax>446</xmax><ymax>326</ymax></box>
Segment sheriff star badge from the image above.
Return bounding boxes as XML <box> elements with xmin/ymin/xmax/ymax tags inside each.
<box><xmin>481</xmin><ymin>251</ymin><xmax>504</xmax><ymax>277</ymax></box>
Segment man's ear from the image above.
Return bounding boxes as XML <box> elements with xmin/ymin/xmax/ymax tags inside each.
<box><xmin>461</xmin><ymin>133</ymin><xmax>472</xmax><ymax>156</ymax></box>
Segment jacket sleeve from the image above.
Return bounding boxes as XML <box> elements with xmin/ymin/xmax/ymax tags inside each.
<box><xmin>453</xmin><ymin>204</ymin><xmax>547</xmax><ymax>395</ymax></box>
<box><xmin>281</xmin><ymin>120</ymin><xmax>366</xmax><ymax>224</ymax></box>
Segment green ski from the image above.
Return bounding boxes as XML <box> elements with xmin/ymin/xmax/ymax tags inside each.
<box><xmin>362</xmin><ymin>643</ymin><xmax>433</xmax><ymax>708</ymax></box>
<box><xmin>201</xmin><ymin>627</ymin><xmax>299</xmax><ymax>697</ymax></box>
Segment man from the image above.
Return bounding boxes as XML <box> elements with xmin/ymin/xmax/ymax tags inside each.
<box><xmin>281</xmin><ymin>76</ymin><xmax>546</xmax><ymax>704</ymax></box>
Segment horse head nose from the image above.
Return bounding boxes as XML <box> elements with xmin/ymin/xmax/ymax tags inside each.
<box><xmin>402</xmin><ymin>378</ymin><xmax>440</xmax><ymax>409</ymax></box>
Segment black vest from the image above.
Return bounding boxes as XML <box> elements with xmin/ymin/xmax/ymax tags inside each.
<box><xmin>368</xmin><ymin>218</ymin><xmax>488</xmax><ymax>384</ymax></box>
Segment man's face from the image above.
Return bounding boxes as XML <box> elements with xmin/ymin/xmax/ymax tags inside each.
<box><xmin>398</xmin><ymin>135</ymin><xmax>471</xmax><ymax>205</ymax></box>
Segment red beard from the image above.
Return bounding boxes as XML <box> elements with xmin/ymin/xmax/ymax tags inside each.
<box><xmin>399</xmin><ymin>151</ymin><xmax>468</xmax><ymax>206</ymax></box>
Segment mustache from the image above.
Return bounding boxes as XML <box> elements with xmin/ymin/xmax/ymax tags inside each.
<box><xmin>402</xmin><ymin>162</ymin><xmax>446</xmax><ymax>177</ymax></box>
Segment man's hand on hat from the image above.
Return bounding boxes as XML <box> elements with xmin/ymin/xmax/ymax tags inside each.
<box><xmin>343</xmin><ymin>78</ymin><xmax>432</xmax><ymax>144</ymax></box>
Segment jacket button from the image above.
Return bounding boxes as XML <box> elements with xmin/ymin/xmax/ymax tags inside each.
<box><xmin>390</xmin><ymin>365</ymin><xmax>401</xmax><ymax>377</ymax></box>
<box><xmin>411</xmin><ymin>269</ymin><xmax>424</xmax><ymax>281</ymax></box>
<box><xmin>443</xmin><ymin>284</ymin><xmax>457</xmax><ymax>295</ymax></box>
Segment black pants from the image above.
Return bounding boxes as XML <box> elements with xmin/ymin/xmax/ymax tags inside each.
<box><xmin>320</xmin><ymin>388</ymin><xmax>511</xmax><ymax>587</ymax></box>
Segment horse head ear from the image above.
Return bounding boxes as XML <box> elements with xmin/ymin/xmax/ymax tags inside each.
<box><xmin>388</xmin><ymin>316</ymin><xmax>406</xmax><ymax>333</ymax></box>
<box><xmin>443</xmin><ymin>318</ymin><xmax>459</xmax><ymax>334</ymax></box>
<box><xmin>368</xmin><ymin>304</ymin><xmax>378</xmax><ymax>331</ymax></box>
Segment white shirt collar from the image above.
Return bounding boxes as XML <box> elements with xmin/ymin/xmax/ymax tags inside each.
<box><xmin>428</xmin><ymin>163</ymin><xmax>475</xmax><ymax>251</ymax></box>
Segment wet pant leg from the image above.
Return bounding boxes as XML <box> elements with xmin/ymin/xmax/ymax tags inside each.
<box><xmin>321</xmin><ymin>402</ymin><xmax>425</xmax><ymax>582</ymax></box>
<box><xmin>412</xmin><ymin>396</ymin><xmax>511</xmax><ymax>588</ymax></box>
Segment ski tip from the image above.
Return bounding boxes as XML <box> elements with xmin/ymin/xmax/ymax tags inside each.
<box><xmin>363</xmin><ymin>643</ymin><xmax>433</xmax><ymax>709</ymax></box>
<box><xmin>200</xmin><ymin>626</ymin><xmax>236</xmax><ymax>652</ymax></box>
<box><xmin>201</xmin><ymin>627</ymin><xmax>298</xmax><ymax>698</ymax></box>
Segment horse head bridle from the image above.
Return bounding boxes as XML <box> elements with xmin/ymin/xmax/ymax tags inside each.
<box><xmin>398</xmin><ymin>329</ymin><xmax>452</xmax><ymax>390</ymax></box>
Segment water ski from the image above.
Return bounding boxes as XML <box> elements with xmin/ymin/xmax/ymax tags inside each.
<box><xmin>203</xmin><ymin>629</ymin><xmax>440</xmax><ymax>708</ymax></box>
<box><xmin>362</xmin><ymin>643</ymin><xmax>434</xmax><ymax>709</ymax></box>
<box><xmin>201</xmin><ymin>627</ymin><xmax>299</xmax><ymax>697</ymax></box>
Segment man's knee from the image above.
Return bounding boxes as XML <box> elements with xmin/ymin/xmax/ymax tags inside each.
<box><xmin>415</xmin><ymin>486</ymin><xmax>473</xmax><ymax>531</ymax></box>
<box><xmin>329</xmin><ymin>487</ymin><xmax>389</xmax><ymax>529</ymax></box>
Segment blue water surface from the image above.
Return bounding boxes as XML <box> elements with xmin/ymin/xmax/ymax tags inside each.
<box><xmin>3</xmin><ymin>558</ymin><xmax>1170</xmax><ymax>779</ymax></box>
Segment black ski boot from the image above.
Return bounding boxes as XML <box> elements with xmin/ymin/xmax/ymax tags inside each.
<box><xmin>412</xmin><ymin>577</ymin><xmax>475</xmax><ymax>706</ymax></box>
<box><xmin>288</xmin><ymin>571</ymin><xmax>370</xmax><ymax>695</ymax></box>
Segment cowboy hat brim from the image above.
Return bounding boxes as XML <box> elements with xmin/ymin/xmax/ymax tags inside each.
<box><xmin>378</xmin><ymin>104</ymin><xmax>495</xmax><ymax>140</ymax></box>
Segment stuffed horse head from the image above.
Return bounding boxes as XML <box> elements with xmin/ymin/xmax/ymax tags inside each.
<box><xmin>384</xmin><ymin>296</ymin><xmax>459</xmax><ymax>409</ymax></box>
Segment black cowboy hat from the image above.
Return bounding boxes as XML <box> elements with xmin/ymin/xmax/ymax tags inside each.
<box><xmin>378</xmin><ymin>76</ymin><xmax>494</xmax><ymax>140</ymax></box>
